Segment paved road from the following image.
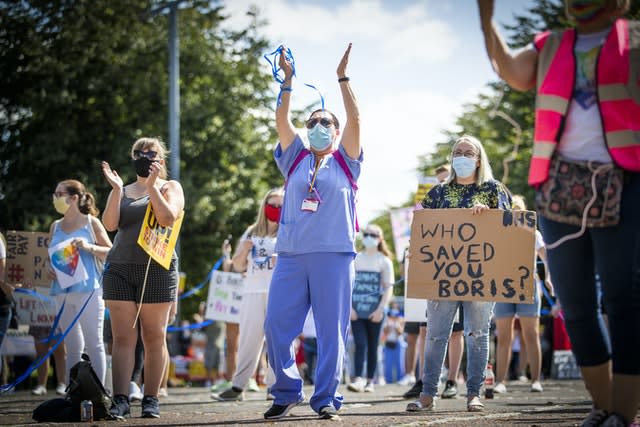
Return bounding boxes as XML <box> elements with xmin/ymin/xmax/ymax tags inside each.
<box><xmin>0</xmin><ymin>379</ymin><xmax>606</xmax><ymax>426</ymax></box>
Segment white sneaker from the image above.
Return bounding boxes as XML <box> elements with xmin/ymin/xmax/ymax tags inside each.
<box><xmin>55</xmin><ymin>383</ymin><xmax>67</xmax><ymax>396</ymax></box>
<box><xmin>347</xmin><ymin>377</ymin><xmax>366</xmax><ymax>392</ymax></box>
<box><xmin>31</xmin><ymin>385</ymin><xmax>47</xmax><ymax>396</ymax></box>
<box><xmin>364</xmin><ymin>382</ymin><xmax>375</xmax><ymax>393</ymax></box>
<box><xmin>247</xmin><ymin>378</ymin><xmax>261</xmax><ymax>392</ymax></box>
<box><xmin>494</xmin><ymin>382</ymin><xmax>507</xmax><ymax>394</ymax></box>
<box><xmin>398</xmin><ymin>374</ymin><xmax>416</xmax><ymax>386</ymax></box>
<box><xmin>129</xmin><ymin>381</ymin><xmax>143</xmax><ymax>402</ymax></box>
<box><xmin>517</xmin><ymin>375</ymin><xmax>529</xmax><ymax>383</ymax></box>
<box><xmin>530</xmin><ymin>381</ymin><xmax>543</xmax><ymax>392</ymax></box>
<box><xmin>158</xmin><ymin>387</ymin><xmax>169</xmax><ymax>397</ymax></box>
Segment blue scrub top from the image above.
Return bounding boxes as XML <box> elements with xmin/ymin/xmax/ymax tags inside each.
<box><xmin>274</xmin><ymin>135</ymin><xmax>363</xmax><ymax>255</ymax></box>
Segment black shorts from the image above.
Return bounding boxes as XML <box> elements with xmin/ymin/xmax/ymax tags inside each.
<box><xmin>103</xmin><ymin>261</ymin><xmax>177</xmax><ymax>304</ymax></box>
<box><xmin>404</xmin><ymin>321</ymin><xmax>421</xmax><ymax>335</ymax></box>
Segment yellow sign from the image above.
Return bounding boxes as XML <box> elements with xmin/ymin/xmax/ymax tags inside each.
<box><xmin>137</xmin><ymin>205</ymin><xmax>184</xmax><ymax>269</ymax></box>
<box><xmin>413</xmin><ymin>176</ymin><xmax>439</xmax><ymax>205</ymax></box>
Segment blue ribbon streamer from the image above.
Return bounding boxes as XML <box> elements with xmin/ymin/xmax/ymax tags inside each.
<box><xmin>166</xmin><ymin>319</ymin><xmax>214</xmax><ymax>333</ymax></box>
<box><xmin>263</xmin><ymin>45</ymin><xmax>325</xmax><ymax>109</ymax></box>
<box><xmin>178</xmin><ymin>256</ymin><xmax>224</xmax><ymax>301</ymax></box>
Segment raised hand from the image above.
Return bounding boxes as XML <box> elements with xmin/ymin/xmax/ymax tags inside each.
<box><xmin>101</xmin><ymin>161</ymin><xmax>123</xmax><ymax>190</ymax></box>
<box><xmin>145</xmin><ymin>160</ymin><xmax>162</xmax><ymax>190</ymax></box>
<box><xmin>337</xmin><ymin>43</ymin><xmax>352</xmax><ymax>78</ymax></box>
<box><xmin>278</xmin><ymin>45</ymin><xmax>294</xmax><ymax>82</ymax></box>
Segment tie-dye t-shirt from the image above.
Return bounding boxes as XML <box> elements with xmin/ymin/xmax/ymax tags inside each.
<box><xmin>420</xmin><ymin>180</ymin><xmax>512</xmax><ymax>210</ymax></box>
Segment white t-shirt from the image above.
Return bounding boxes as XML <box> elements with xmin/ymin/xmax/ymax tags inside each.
<box><xmin>558</xmin><ymin>29</ymin><xmax>612</xmax><ymax>163</ymax></box>
<box><xmin>240</xmin><ymin>230</ymin><xmax>277</xmax><ymax>294</ymax></box>
<box><xmin>354</xmin><ymin>251</ymin><xmax>394</xmax><ymax>290</ymax></box>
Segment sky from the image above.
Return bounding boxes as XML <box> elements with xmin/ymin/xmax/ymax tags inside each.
<box><xmin>220</xmin><ymin>0</ymin><xmax>537</xmax><ymax>225</ymax></box>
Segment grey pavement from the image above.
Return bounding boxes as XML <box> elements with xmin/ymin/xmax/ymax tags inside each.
<box><xmin>0</xmin><ymin>379</ymin><xmax>608</xmax><ymax>426</ymax></box>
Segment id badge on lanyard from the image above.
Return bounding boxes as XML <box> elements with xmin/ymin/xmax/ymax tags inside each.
<box><xmin>301</xmin><ymin>156</ymin><xmax>323</xmax><ymax>212</ymax></box>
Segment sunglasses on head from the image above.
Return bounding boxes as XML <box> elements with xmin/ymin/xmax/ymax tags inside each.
<box><xmin>133</xmin><ymin>149</ymin><xmax>158</xmax><ymax>159</ymax></box>
<box><xmin>363</xmin><ymin>232</ymin><xmax>379</xmax><ymax>238</ymax></box>
<box><xmin>306</xmin><ymin>117</ymin><xmax>334</xmax><ymax>129</ymax></box>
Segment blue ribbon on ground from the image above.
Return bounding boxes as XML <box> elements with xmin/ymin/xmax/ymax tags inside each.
<box><xmin>263</xmin><ymin>45</ymin><xmax>325</xmax><ymax>109</ymax></box>
<box><xmin>0</xmin><ymin>288</ymin><xmax>95</xmax><ymax>394</ymax></box>
<box><xmin>178</xmin><ymin>256</ymin><xmax>225</xmax><ymax>301</ymax></box>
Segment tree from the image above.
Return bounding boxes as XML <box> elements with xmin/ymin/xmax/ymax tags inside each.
<box><xmin>0</xmin><ymin>0</ymin><xmax>283</xmax><ymax>315</ymax></box>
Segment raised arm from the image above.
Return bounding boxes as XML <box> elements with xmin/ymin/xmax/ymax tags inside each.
<box><xmin>337</xmin><ymin>43</ymin><xmax>360</xmax><ymax>160</ymax></box>
<box><xmin>145</xmin><ymin>161</ymin><xmax>185</xmax><ymax>228</ymax></box>
<box><xmin>477</xmin><ymin>0</ymin><xmax>538</xmax><ymax>92</ymax></box>
<box><xmin>275</xmin><ymin>46</ymin><xmax>297</xmax><ymax>152</ymax></box>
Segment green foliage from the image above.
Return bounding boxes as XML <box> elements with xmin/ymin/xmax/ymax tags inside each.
<box><xmin>0</xmin><ymin>0</ymin><xmax>282</xmax><ymax>316</ymax></box>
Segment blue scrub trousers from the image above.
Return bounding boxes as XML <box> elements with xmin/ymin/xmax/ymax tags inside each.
<box><xmin>265</xmin><ymin>253</ymin><xmax>354</xmax><ymax>413</ymax></box>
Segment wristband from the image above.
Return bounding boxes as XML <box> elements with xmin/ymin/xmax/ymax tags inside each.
<box><xmin>338</xmin><ymin>77</ymin><xmax>350</xmax><ymax>82</ymax></box>
<box><xmin>280</xmin><ymin>87</ymin><xmax>292</xmax><ymax>92</ymax></box>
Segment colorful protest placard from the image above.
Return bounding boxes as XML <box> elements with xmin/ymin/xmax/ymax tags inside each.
<box><xmin>4</xmin><ymin>231</ymin><xmax>50</xmax><ymax>287</ymax></box>
<box><xmin>389</xmin><ymin>207</ymin><xmax>414</xmax><ymax>262</ymax></box>
<box><xmin>48</xmin><ymin>238</ymin><xmax>89</xmax><ymax>289</ymax></box>
<box><xmin>137</xmin><ymin>205</ymin><xmax>184</xmax><ymax>269</ymax></box>
<box><xmin>204</xmin><ymin>270</ymin><xmax>243</xmax><ymax>323</ymax></box>
<box><xmin>407</xmin><ymin>209</ymin><xmax>536</xmax><ymax>303</ymax></box>
<box><xmin>14</xmin><ymin>287</ymin><xmax>57</xmax><ymax>327</ymax></box>
<box><xmin>352</xmin><ymin>271</ymin><xmax>382</xmax><ymax>319</ymax></box>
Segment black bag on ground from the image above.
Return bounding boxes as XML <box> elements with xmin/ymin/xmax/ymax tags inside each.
<box><xmin>33</xmin><ymin>353</ymin><xmax>114</xmax><ymax>422</ymax></box>
<box><xmin>67</xmin><ymin>353</ymin><xmax>114</xmax><ymax>420</ymax></box>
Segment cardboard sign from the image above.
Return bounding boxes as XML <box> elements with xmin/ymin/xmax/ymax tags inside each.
<box><xmin>407</xmin><ymin>209</ymin><xmax>536</xmax><ymax>303</ymax></box>
<box><xmin>48</xmin><ymin>238</ymin><xmax>89</xmax><ymax>289</ymax></box>
<box><xmin>204</xmin><ymin>270</ymin><xmax>243</xmax><ymax>323</ymax></box>
<box><xmin>352</xmin><ymin>271</ymin><xmax>382</xmax><ymax>319</ymax></box>
<box><xmin>137</xmin><ymin>204</ymin><xmax>184</xmax><ymax>269</ymax></box>
<box><xmin>4</xmin><ymin>231</ymin><xmax>51</xmax><ymax>287</ymax></box>
<box><xmin>14</xmin><ymin>287</ymin><xmax>57</xmax><ymax>327</ymax></box>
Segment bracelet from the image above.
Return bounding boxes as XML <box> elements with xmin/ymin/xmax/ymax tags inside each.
<box><xmin>338</xmin><ymin>77</ymin><xmax>350</xmax><ymax>82</ymax></box>
<box><xmin>280</xmin><ymin>87</ymin><xmax>292</xmax><ymax>92</ymax></box>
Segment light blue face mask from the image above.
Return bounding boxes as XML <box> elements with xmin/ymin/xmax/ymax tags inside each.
<box><xmin>307</xmin><ymin>123</ymin><xmax>333</xmax><ymax>151</ymax></box>
<box><xmin>452</xmin><ymin>156</ymin><xmax>477</xmax><ymax>178</ymax></box>
<box><xmin>362</xmin><ymin>236</ymin><xmax>379</xmax><ymax>249</ymax></box>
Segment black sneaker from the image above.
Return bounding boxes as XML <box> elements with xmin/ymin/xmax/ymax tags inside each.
<box><xmin>141</xmin><ymin>395</ymin><xmax>160</xmax><ymax>418</ymax></box>
<box><xmin>318</xmin><ymin>405</ymin><xmax>339</xmax><ymax>420</ymax></box>
<box><xmin>109</xmin><ymin>394</ymin><xmax>130</xmax><ymax>420</ymax></box>
<box><xmin>403</xmin><ymin>379</ymin><xmax>423</xmax><ymax>399</ymax></box>
<box><xmin>441</xmin><ymin>380</ymin><xmax>457</xmax><ymax>399</ymax></box>
<box><xmin>211</xmin><ymin>387</ymin><xmax>244</xmax><ymax>402</ymax></box>
<box><xmin>263</xmin><ymin>399</ymin><xmax>303</xmax><ymax>419</ymax></box>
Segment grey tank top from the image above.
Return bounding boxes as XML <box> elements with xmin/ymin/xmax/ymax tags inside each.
<box><xmin>106</xmin><ymin>193</ymin><xmax>177</xmax><ymax>265</ymax></box>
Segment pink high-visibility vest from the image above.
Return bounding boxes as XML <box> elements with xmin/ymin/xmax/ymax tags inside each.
<box><xmin>529</xmin><ymin>19</ymin><xmax>640</xmax><ymax>186</ymax></box>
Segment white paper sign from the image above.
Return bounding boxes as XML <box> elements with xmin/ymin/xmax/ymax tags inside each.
<box><xmin>0</xmin><ymin>328</ymin><xmax>36</xmax><ymax>357</ymax></box>
<box><xmin>14</xmin><ymin>287</ymin><xmax>57</xmax><ymax>326</ymax></box>
<box><xmin>48</xmin><ymin>238</ymin><xmax>88</xmax><ymax>289</ymax></box>
<box><xmin>204</xmin><ymin>270</ymin><xmax>244</xmax><ymax>323</ymax></box>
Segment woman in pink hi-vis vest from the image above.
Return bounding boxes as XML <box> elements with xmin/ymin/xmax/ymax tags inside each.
<box><xmin>477</xmin><ymin>1</ymin><xmax>639</xmax><ymax>426</ymax></box>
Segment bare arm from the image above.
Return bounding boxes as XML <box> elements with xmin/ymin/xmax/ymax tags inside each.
<box><xmin>337</xmin><ymin>43</ymin><xmax>361</xmax><ymax>160</ymax></box>
<box><xmin>230</xmin><ymin>239</ymin><xmax>252</xmax><ymax>273</ymax></box>
<box><xmin>537</xmin><ymin>246</ymin><xmax>554</xmax><ymax>296</ymax></box>
<box><xmin>477</xmin><ymin>0</ymin><xmax>538</xmax><ymax>92</ymax></box>
<box><xmin>101</xmin><ymin>161</ymin><xmax>123</xmax><ymax>232</ymax></box>
<box><xmin>275</xmin><ymin>46</ymin><xmax>297</xmax><ymax>152</ymax></box>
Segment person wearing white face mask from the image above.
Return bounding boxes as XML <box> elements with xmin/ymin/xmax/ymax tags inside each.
<box><xmin>347</xmin><ymin>224</ymin><xmax>394</xmax><ymax>393</ymax></box>
<box><xmin>406</xmin><ymin>135</ymin><xmax>512</xmax><ymax>414</ymax></box>
<box><xmin>263</xmin><ymin>43</ymin><xmax>361</xmax><ymax>421</ymax></box>
<box><xmin>47</xmin><ymin>179</ymin><xmax>112</xmax><ymax>390</ymax></box>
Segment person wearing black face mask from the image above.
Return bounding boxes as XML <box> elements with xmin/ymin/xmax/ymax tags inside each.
<box><xmin>100</xmin><ymin>138</ymin><xmax>185</xmax><ymax>420</ymax></box>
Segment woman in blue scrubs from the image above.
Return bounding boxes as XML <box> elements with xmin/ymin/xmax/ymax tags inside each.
<box><xmin>264</xmin><ymin>43</ymin><xmax>361</xmax><ymax>421</ymax></box>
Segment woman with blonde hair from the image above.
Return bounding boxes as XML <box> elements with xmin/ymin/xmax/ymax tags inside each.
<box><xmin>347</xmin><ymin>223</ymin><xmax>394</xmax><ymax>393</ymax></box>
<box><xmin>211</xmin><ymin>187</ymin><xmax>284</xmax><ymax>402</ymax></box>
<box><xmin>101</xmin><ymin>137</ymin><xmax>184</xmax><ymax>419</ymax></box>
<box><xmin>406</xmin><ymin>134</ymin><xmax>512</xmax><ymax>413</ymax></box>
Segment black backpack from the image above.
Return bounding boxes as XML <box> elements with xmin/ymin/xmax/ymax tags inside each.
<box><xmin>33</xmin><ymin>354</ymin><xmax>114</xmax><ymax>422</ymax></box>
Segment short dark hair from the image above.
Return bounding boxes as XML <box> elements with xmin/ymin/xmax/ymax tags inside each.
<box><xmin>308</xmin><ymin>109</ymin><xmax>340</xmax><ymax>129</ymax></box>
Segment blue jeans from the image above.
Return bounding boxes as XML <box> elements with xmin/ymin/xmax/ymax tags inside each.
<box><xmin>539</xmin><ymin>172</ymin><xmax>640</xmax><ymax>374</ymax></box>
<box><xmin>351</xmin><ymin>318</ymin><xmax>383</xmax><ymax>379</ymax></box>
<box><xmin>422</xmin><ymin>300</ymin><xmax>494</xmax><ymax>397</ymax></box>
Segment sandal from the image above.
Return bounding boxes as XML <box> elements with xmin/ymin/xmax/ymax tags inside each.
<box><xmin>467</xmin><ymin>396</ymin><xmax>484</xmax><ymax>412</ymax></box>
<box><xmin>406</xmin><ymin>397</ymin><xmax>435</xmax><ymax>412</ymax></box>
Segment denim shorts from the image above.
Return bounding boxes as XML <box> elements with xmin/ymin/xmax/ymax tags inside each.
<box><xmin>493</xmin><ymin>282</ymin><xmax>541</xmax><ymax>318</ymax></box>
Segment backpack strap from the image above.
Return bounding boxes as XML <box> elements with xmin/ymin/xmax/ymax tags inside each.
<box><xmin>285</xmin><ymin>148</ymin><xmax>311</xmax><ymax>188</ymax></box>
<box><xmin>331</xmin><ymin>150</ymin><xmax>360</xmax><ymax>232</ymax></box>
